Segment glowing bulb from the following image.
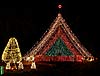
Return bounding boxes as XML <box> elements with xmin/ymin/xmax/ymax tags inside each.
<box><xmin>58</xmin><ymin>4</ymin><xmax>62</xmax><ymax>9</ymax></box>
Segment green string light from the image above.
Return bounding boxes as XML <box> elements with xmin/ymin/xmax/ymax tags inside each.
<box><xmin>0</xmin><ymin>66</ymin><xmax>4</xmax><ymax>75</ymax></box>
<box><xmin>45</xmin><ymin>38</ymin><xmax>73</xmax><ymax>56</ymax></box>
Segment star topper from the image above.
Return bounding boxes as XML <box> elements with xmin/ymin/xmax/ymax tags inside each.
<box><xmin>58</xmin><ymin>4</ymin><xmax>62</xmax><ymax>9</ymax></box>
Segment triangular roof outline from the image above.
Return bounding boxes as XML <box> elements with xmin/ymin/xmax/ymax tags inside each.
<box><xmin>24</xmin><ymin>13</ymin><xmax>94</xmax><ymax>62</ymax></box>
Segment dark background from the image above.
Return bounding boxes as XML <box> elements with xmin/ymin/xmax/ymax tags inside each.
<box><xmin>0</xmin><ymin>0</ymin><xmax>99</xmax><ymax>59</ymax></box>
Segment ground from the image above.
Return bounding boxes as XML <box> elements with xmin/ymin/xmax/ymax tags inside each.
<box><xmin>2</xmin><ymin>61</ymin><xmax>100</xmax><ymax>76</ymax></box>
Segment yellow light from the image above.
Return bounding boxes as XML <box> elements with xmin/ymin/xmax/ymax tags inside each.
<box><xmin>2</xmin><ymin>37</ymin><xmax>22</xmax><ymax>63</ymax></box>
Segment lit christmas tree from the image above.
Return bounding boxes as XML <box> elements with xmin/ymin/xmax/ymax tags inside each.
<box><xmin>0</xmin><ymin>66</ymin><xmax>4</xmax><ymax>75</ymax></box>
<box><xmin>2</xmin><ymin>37</ymin><xmax>22</xmax><ymax>64</ymax></box>
<box><xmin>45</xmin><ymin>38</ymin><xmax>73</xmax><ymax>56</ymax></box>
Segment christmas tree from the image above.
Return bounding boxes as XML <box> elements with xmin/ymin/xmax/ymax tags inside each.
<box><xmin>2</xmin><ymin>37</ymin><xmax>22</xmax><ymax>63</ymax></box>
<box><xmin>45</xmin><ymin>38</ymin><xmax>73</xmax><ymax>56</ymax></box>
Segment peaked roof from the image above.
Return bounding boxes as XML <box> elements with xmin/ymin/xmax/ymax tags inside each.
<box><xmin>24</xmin><ymin>13</ymin><xmax>94</xmax><ymax>62</ymax></box>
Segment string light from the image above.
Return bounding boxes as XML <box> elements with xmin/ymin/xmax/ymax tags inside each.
<box><xmin>58</xmin><ymin>4</ymin><xmax>62</xmax><ymax>9</ymax></box>
<box><xmin>31</xmin><ymin>62</ymin><xmax>36</xmax><ymax>69</ymax></box>
<box><xmin>0</xmin><ymin>66</ymin><xmax>4</xmax><ymax>75</ymax></box>
<box><xmin>2</xmin><ymin>37</ymin><xmax>23</xmax><ymax>70</ymax></box>
<box><xmin>2</xmin><ymin>37</ymin><xmax>22</xmax><ymax>63</ymax></box>
<box><xmin>18</xmin><ymin>62</ymin><xmax>24</xmax><ymax>69</ymax></box>
<box><xmin>6</xmin><ymin>62</ymin><xmax>11</xmax><ymax>70</ymax></box>
<box><xmin>24</xmin><ymin>13</ymin><xmax>94</xmax><ymax>62</ymax></box>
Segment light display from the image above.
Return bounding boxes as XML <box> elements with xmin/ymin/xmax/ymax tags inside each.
<box><xmin>2</xmin><ymin>37</ymin><xmax>22</xmax><ymax>63</ymax></box>
<box><xmin>6</xmin><ymin>62</ymin><xmax>11</xmax><ymax>70</ymax></box>
<box><xmin>18</xmin><ymin>62</ymin><xmax>24</xmax><ymax>69</ymax></box>
<box><xmin>58</xmin><ymin>4</ymin><xmax>62</xmax><ymax>9</ymax></box>
<box><xmin>0</xmin><ymin>66</ymin><xmax>4</xmax><ymax>75</ymax></box>
<box><xmin>24</xmin><ymin>13</ymin><xmax>94</xmax><ymax>62</ymax></box>
<box><xmin>45</xmin><ymin>38</ymin><xmax>73</xmax><ymax>56</ymax></box>
<box><xmin>31</xmin><ymin>62</ymin><xmax>36</xmax><ymax>69</ymax></box>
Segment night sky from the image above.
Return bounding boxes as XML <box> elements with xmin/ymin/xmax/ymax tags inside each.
<box><xmin>0</xmin><ymin>0</ymin><xmax>100</xmax><ymax>59</ymax></box>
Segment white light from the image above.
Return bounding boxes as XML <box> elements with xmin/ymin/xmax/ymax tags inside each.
<box><xmin>26</xmin><ymin>57</ymin><xmax>30</xmax><ymax>61</ymax></box>
<box><xmin>31</xmin><ymin>62</ymin><xmax>36</xmax><ymax>69</ymax></box>
<box><xmin>18</xmin><ymin>62</ymin><xmax>24</xmax><ymax>69</ymax></box>
<box><xmin>6</xmin><ymin>62</ymin><xmax>11</xmax><ymax>70</ymax></box>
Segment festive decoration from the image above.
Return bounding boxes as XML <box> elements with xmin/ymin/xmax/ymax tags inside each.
<box><xmin>2</xmin><ymin>37</ymin><xmax>22</xmax><ymax>70</ymax></box>
<box><xmin>45</xmin><ymin>38</ymin><xmax>73</xmax><ymax>56</ymax></box>
<box><xmin>25</xmin><ymin>56</ymin><xmax>35</xmax><ymax>62</ymax></box>
<box><xmin>18</xmin><ymin>62</ymin><xmax>24</xmax><ymax>69</ymax></box>
<box><xmin>6</xmin><ymin>62</ymin><xmax>11</xmax><ymax>70</ymax></box>
<box><xmin>24</xmin><ymin>13</ymin><xmax>94</xmax><ymax>62</ymax></box>
<box><xmin>58</xmin><ymin>4</ymin><xmax>62</xmax><ymax>9</ymax></box>
<box><xmin>2</xmin><ymin>37</ymin><xmax>22</xmax><ymax>63</ymax></box>
<box><xmin>11</xmin><ymin>63</ymin><xmax>17</xmax><ymax>70</ymax></box>
<box><xmin>0</xmin><ymin>66</ymin><xmax>4</xmax><ymax>75</ymax></box>
<box><xmin>31</xmin><ymin>62</ymin><xmax>36</xmax><ymax>69</ymax></box>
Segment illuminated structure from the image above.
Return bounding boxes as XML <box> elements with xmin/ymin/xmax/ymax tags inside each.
<box><xmin>0</xmin><ymin>66</ymin><xmax>4</xmax><ymax>75</ymax></box>
<box><xmin>2</xmin><ymin>37</ymin><xmax>23</xmax><ymax>69</ymax></box>
<box><xmin>18</xmin><ymin>62</ymin><xmax>24</xmax><ymax>69</ymax></box>
<box><xmin>6</xmin><ymin>62</ymin><xmax>11</xmax><ymax>70</ymax></box>
<box><xmin>24</xmin><ymin>13</ymin><xmax>94</xmax><ymax>62</ymax></box>
<box><xmin>31</xmin><ymin>62</ymin><xmax>36</xmax><ymax>69</ymax></box>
